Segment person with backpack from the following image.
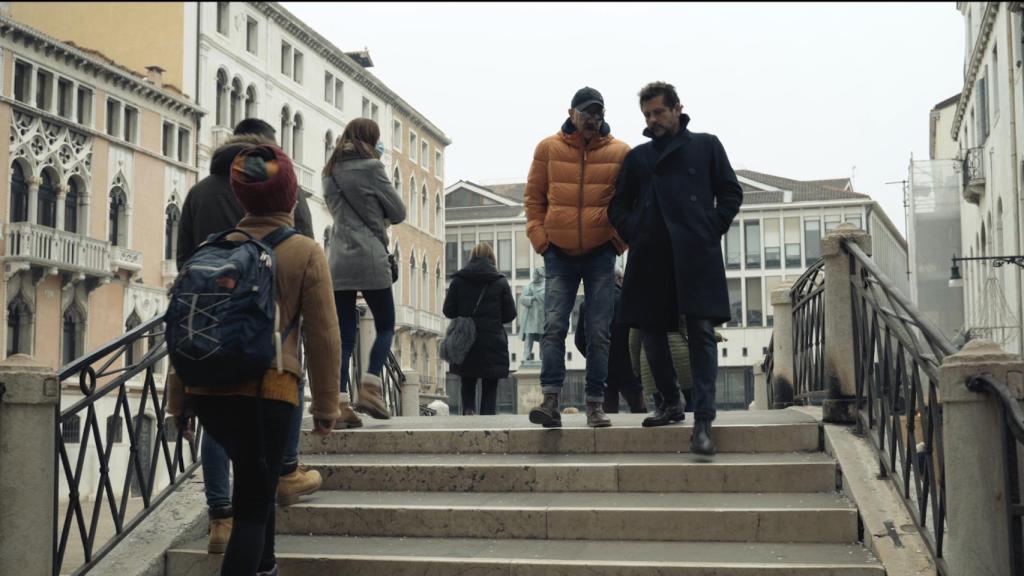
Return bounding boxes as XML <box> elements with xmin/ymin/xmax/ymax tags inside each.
<box><xmin>323</xmin><ymin>118</ymin><xmax>405</xmax><ymax>425</ymax></box>
<box><xmin>168</xmin><ymin>144</ymin><xmax>340</xmax><ymax>576</ymax></box>
<box><xmin>167</xmin><ymin>119</ymin><xmax>320</xmax><ymax>555</ymax></box>
<box><xmin>442</xmin><ymin>243</ymin><xmax>517</xmax><ymax>415</ymax></box>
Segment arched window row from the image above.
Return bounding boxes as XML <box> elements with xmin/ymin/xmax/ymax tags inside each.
<box><xmin>216</xmin><ymin>67</ymin><xmax>258</xmax><ymax>128</ymax></box>
<box><xmin>10</xmin><ymin>161</ymin><xmax>86</xmax><ymax>233</ymax></box>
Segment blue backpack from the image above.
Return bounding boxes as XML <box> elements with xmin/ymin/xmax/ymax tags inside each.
<box><xmin>165</xmin><ymin>226</ymin><xmax>298</xmax><ymax>389</ymax></box>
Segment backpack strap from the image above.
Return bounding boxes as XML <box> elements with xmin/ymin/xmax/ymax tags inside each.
<box><xmin>260</xmin><ymin>226</ymin><xmax>297</xmax><ymax>250</ymax></box>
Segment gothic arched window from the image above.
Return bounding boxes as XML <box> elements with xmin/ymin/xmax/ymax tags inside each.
<box><xmin>10</xmin><ymin>162</ymin><xmax>28</xmax><ymax>223</ymax></box>
<box><xmin>109</xmin><ymin>186</ymin><xmax>127</xmax><ymax>246</ymax></box>
<box><xmin>230</xmin><ymin>78</ymin><xmax>243</xmax><ymax>127</ymax></box>
<box><xmin>38</xmin><ymin>170</ymin><xmax>57</xmax><ymax>228</ymax></box>
<box><xmin>245</xmin><ymin>84</ymin><xmax>258</xmax><ymax>118</ymax></box>
<box><xmin>62</xmin><ymin>304</ymin><xmax>85</xmax><ymax>365</ymax></box>
<box><xmin>164</xmin><ymin>203</ymin><xmax>180</xmax><ymax>261</ymax></box>
<box><xmin>6</xmin><ymin>296</ymin><xmax>32</xmax><ymax>358</ymax></box>
<box><xmin>280</xmin><ymin>106</ymin><xmax>291</xmax><ymax>155</ymax></box>
<box><xmin>215</xmin><ymin>68</ymin><xmax>229</xmax><ymax>127</ymax></box>
<box><xmin>64</xmin><ymin>178</ymin><xmax>80</xmax><ymax>233</ymax></box>
<box><xmin>292</xmin><ymin>113</ymin><xmax>304</xmax><ymax>163</ymax></box>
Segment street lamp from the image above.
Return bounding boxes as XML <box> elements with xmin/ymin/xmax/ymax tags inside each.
<box><xmin>949</xmin><ymin>253</ymin><xmax>1024</xmax><ymax>288</ymax></box>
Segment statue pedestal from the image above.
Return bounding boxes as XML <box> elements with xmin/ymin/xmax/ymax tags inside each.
<box><xmin>516</xmin><ymin>361</ymin><xmax>543</xmax><ymax>414</ymax></box>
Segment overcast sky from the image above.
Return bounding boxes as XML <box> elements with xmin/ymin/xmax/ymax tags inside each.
<box><xmin>288</xmin><ymin>2</ymin><xmax>964</xmax><ymax>237</ymax></box>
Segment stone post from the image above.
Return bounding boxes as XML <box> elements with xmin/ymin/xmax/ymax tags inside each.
<box><xmin>750</xmin><ymin>360</ymin><xmax>767</xmax><ymax>410</ymax></box>
<box><xmin>821</xmin><ymin>223</ymin><xmax>871</xmax><ymax>423</ymax></box>
<box><xmin>939</xmin><ymin>339</ymin><xmax>1023</xmax><ymax>576</ymax></box>
<box><xmin>770</xmin><ymin>283</ymin><xmax>795</xmax><ymax>409</ymax></box>
<box><xmin>0</xmin><ymin>354</ymin><xmax>60</xmax><ymax>576</ymax></box>
<box><xmin>401</xmin><ymin>370</ymin><xmax>420</xmax><ymax>417</ymax></box>
<box><xmin>55</xmin><ymin>184</ymin><xmax>68</xmax><ymax>232</ymax></box>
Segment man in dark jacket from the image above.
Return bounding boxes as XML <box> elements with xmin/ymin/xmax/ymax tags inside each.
<box><xmin>174</xmin><ymin>118</ymin><xmax>316</xmax><ymax>553</ymax></box>
<box><xmin>608</xmin><ymin>82</ymin><xmax>743</xmax><ymax>456</ymax></box>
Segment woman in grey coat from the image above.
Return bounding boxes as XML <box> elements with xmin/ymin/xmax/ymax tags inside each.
<box><xmin>323</xmin><ymin>118</ymin><xmax>406</xmax><ymax>427</ymax></box>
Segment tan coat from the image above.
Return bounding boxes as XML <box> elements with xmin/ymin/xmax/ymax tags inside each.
<box><xmin>168</xmin><ymin>212</ymin><xmax>341</xmax><ymax>421</ymax></box>
<box><xmin>524</xmin><ymin>122</ymin><xmax>631</xmax><ymax>256</ymax></box>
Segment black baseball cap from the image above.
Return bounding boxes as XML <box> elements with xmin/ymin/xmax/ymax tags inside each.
<box><xmin>571</xmin><ymin>87</ymin><xmax>604</xmax><ymax>111</ymax></box>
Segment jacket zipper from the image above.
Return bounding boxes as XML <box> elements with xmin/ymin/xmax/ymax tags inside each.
<box><xmin>578</xmin><ymin>144</ymin><xmax>586</xmax><ymax>254</ymax></box>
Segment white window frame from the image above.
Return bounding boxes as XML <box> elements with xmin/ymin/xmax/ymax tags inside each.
<box><xmin>105</xmin><ymin>96</ymin><xmax>123</xmax><ymax>139</ymax></box>
<box><xmin>162</xmin><ymin>120</ymin><xmax>176</xmax><ymax>157</ymax></box>
<box><xmin>293</xmin><ymin>49</ymin><xmax>304</xmax><ymax>84</ymax></box>
<box><xmin>409</xmin><ymin>131</ymin><xmax>418</xmax><ymax>163</ymax></box>
<box><xmin>434</xmin><ymin>150</ymin><xmax>443</xmax><ymax>180</ymax></box>
<box><xmin>245</xmin><ymin>16</ymin><xmax>258</xmax><ymax>55</ymax></box>
<box><xmin>216</xmin><ymin>2</ymin><xmax>230</xmax><ymax>36</ymax></box>
<box><xmin>392</xmin><ymin>119</ymin><xmax>403</xmax><ymax>151</ymax></box>
<box><xmin>420</xmin><ymin>140</ymin><xmax>429</xmax><ymax>169</ymax></box>
<box><xmin>281</xmin><ymin>41</ymin><xmax>293</xmax><ymax>78</ymax></box>
<box><xmin>324</xmin><ymin>71</ymin><xmax>334</xmax><ymax>105</ymax></box>
<box><xmin>334</xmin><ymin>78</ymin><xmax>343</xmax><ymax>111</ymax></box>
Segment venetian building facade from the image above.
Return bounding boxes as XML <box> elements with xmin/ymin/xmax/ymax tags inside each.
<box><xmin>9</xmin><ymin>1</ymin><xmax>452</xmax><ymax>393</ymax></box>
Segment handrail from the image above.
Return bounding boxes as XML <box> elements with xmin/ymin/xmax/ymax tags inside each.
<box><xmin>844</xmin><ymin>241</ymin><xmax>956</xmax><ymax>359</ymax></box>
<box><xmin>966</xmin><ymin>374</ymin><xmax>1024</xmax><ymax>445</ymax></box>
<box><xmin>54</xmin><ymin>314</ymin><xmax>198</xmax><ymax>576</ymax></box>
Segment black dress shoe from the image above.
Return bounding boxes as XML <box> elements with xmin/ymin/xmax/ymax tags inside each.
<box><xmin>690</xmin><ymin>419</ymin><xmax>716</xmax><ymax>456</ymax></box>
<box><xmin>642</xmin><ymin>396</ymin><xmax>686</xmax><ymax>427</ymax></box>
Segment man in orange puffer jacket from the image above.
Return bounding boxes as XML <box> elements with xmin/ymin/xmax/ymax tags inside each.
<box><xmin>524</xmin><ymin>87</ymin><xmax>631</xmax><ymax>428</ymax></box>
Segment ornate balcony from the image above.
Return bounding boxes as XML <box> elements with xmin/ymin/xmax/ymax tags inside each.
<box><xmin>4</xmin><ymin>222</ymin><xmax>111</xmax><ymax>281</ymax></box>
<box><xmin>962</xmin><ymin>146</ymin><xmax>985</xmax><ymax>204</ymax></box>
<box><xmin>111</xmin><ymin>246</ymin><xmax>143</xmax><ymax>274</ymax></box>
<box><xmin>295</xmin><ymin>162</ymin><xmax>317</xmax><ymax>193</ymax></box>
<box><xmin>395</xmin><ymin>304</ymin><xmax>445</xmax><ymax>336</ymax></box>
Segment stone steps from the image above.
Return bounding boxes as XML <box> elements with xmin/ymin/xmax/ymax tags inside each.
<box><xmin>165</xmin><ymin>412</ymin><xmax>883</xmax><ymax>575</ymax></box>
<box><xmin>276</xmin><ymin>490</ymin><xmax>860</xmax><ymax>543</ymax></box>
<box><xmin>167</xmin><ymin>535</ymin><xmax>885</xmax><ymax>575</ymax></box>
<box><xmin>302</xmin><ymin>452</ymin><xmax>839</xmax><ymax>493</ymax></box>
<box><xmin>300</xmin><ymin>412</ymin><xmax>821</xmax><ymax>454</ymax></box>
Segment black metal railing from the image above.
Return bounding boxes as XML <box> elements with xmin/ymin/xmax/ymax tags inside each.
<box><xmin>791</xmin><ymin>258</ymin><xmax>826</xmax><ymax>405</ymax></box>
<box><xmin>962</xmin><ymin>146</ymin><xmax>985</xmax><ymax>191</ymax></box>
<box><xmin>54</xmin><ymin>315</ymin><xmax>199</xmax><ymax>576</ymax></box>
<box><xmin>762</xmin><ymin>334</ymin><xmax>774</xmax><ymax>409</ymax></box>
<box><xmin>965</xmin><ymin>374</ymin><xmax>1024</xmax><ymax>576</ymax></box>
<box><xmin>845</xmin><ymin>238</ymin><xmax>955</xmax><ymax>573</ymax></box>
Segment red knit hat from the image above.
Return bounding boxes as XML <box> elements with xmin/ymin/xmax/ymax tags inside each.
<box><xmin>229</xmin><ymin>144</ymin><xmax>298</xmax><ymax>215</ymax></box>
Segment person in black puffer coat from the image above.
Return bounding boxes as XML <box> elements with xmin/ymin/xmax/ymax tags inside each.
<box><xmin>443</xmin><ymin>243</ymin><xmax>517</xmax><ymax>415</ymax></box>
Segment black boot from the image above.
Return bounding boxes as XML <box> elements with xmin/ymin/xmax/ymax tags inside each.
<box><xmin>586</xmin><ymin>402</ymin><xmax>612</xmax><ymax>428</ymax></box>
<box><xmin>528</xmin><ymin>393</ymin><xmax>562</xmax><ymax>428</ymax></box>
<box><xmin>620</xmin><ymin>387</ymin><xmax>648</xmax><ymax>414</ymax></box>
<box><xmin>642</xmin><ymin>395</ymin><xmax>685</xmax><ymax>427</ymax></box>
<box><xmin>690</xmin><ymin>419</ymin><xmax>716</xmax><ymax>456</ymax></box>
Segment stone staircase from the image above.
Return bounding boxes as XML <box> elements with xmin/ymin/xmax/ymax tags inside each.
<box><xmin>166</xmin><ymin>410</ymin><xmax>884</xmax><ymax>575</ymax></box>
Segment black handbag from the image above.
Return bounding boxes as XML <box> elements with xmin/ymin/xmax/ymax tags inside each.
<box><xmin>331</xmin><ymin>175</ymin><xmax>398</xmax><ymax>284</ymax></box>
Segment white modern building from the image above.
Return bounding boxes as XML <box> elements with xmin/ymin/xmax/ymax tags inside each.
<box><xmin>446</xmin><ymin>171</ymin><xmax>909</xmax><ymax>412</ymax></box>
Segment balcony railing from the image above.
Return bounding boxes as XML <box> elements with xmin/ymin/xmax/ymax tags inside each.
<box><xmin>110</xmin><ymin>246</ymin><xmax>143</xmax><ymax>273</ymax></box>
<box><xmin>5</xmin><ymin>222</ymin><xmax>110</xmax><ymax>278</ymax></box>
<box><xmin>394</xmin><ymin>305</ymin><xmax>445</xmax><ymax>335</ymax></box>
<box><xmin>962</xmin><ymin>146</ymin><xmax>985</xmax><ymax>204</ymax></box>
<box><xmin>211</xmin><ymin>126</ymin><xmax>233</xmax><ymax>148</ymax></box>
<box><xmin>296</xmin><ymin>163</ymin><xmax>317</xmax><ymax>193</ymax></box>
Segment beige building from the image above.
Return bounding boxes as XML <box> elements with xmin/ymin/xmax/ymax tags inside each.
<box><xmin>10</xmin><ymin>1</ymin><xmax>452</xmax><ymax>392</ymax></box>
<box><xmin>0</xmin><ymin>15</ymin><xmax>200</xmax><ymax>369</ymax></box>
<box><xmin>388</xmin><ymin>106</ymin><xmax>447</xmax><ymax>394</ymax></box>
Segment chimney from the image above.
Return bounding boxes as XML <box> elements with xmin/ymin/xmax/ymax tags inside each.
<box><xmin>145</xmin><ymin>65</ymin><xmax>165</xmax><ymax>87</ymax></box>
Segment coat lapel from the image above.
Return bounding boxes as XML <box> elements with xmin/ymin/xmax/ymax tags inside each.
<box><xmin>655</xmin><ymin>128</ymin><xmax>692</xmax><ymax>168</ymax></box>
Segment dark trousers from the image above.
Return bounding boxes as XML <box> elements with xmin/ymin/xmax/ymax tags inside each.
<box><xmin>335</xmin><ymin>288</ymin><xmax>396</xmax><ymax>393</ymax></box>
<box><xmin>461</xmin><ymin>377</ymin><xmax>498</xmax><ymax>415</ymax></box>
<box><xmin>640</xmin><ymin>317</ymin><xmax>718</xmax><ymax>421</ymax></box>
<box><xmin>192</xmin><ymin>395</ymin><xmax>292</xmax><ymax>575</ymax></box>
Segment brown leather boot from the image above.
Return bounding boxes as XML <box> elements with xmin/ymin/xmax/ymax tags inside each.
<box><xmin>333</xmin><ymin>393</ymin><xmax>363</xmax><ymax>429</ymax></box>
<box><xmin>586</xmin><ymin>401</ymin><xmax>612</xmax><ymax>428</ymax></box>
<box><xmin>528</xmin><ymin>392</ymin><xmax>562</xmax><ymax>428</ymax></box>
<box><xmin>207</xmin><ymin>507</ymin><xmax>232</xmax><ymax>554</ymax></box>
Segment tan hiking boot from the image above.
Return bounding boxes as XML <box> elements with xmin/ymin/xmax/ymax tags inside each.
<box><xmin>207</xmin><ymin>517</ymin><xmax>232</xmax><ymax>554</ymax></box>
<box><xmin>355</xmin><ymin>373</ymin><xmax>391</xmax><ymax>419</ymax></box>
<box><xmin>277</xmin><ymin>464</ymin><xmax>322</xmax><ymax>506</ymax></box>
<box><xmin>586</xmin><ymin>401</ymin><xmax>612</xmax><ymax>428</ymax></box>
<box><xmin>334</xmin><ymin>393</ymin><xmax>364</xmax><ymax>429</ymax></box>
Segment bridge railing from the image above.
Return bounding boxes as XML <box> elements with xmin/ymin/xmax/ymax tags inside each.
<box><xmin>760</xmin><ymin>222</ymin><xmax>1024</xmax><ymax>575</ymax></box>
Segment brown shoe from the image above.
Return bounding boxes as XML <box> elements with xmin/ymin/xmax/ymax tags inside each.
<box><xmin>528</xmin><ymin>392</ymin><xmax>562</xmax><ymax>428</ymax></box>
<box><xmin>586</xmin><ymin>401</ymin><xmax>612</xmax><ymax>428</ymax></box>
<box><xmin>207</xmin><ymin>517</ymin><xmax>232</xmax><ymax>554</ymax></box>
<box><xmin>277</xmin><ymin>464</ymin><xmax>322</xmax><ymax>506</ymax></box>
<box><xmin>334</xmin><ymin>394</ymin><xmax>363</xmax><ymax>429</ymax></box>
<box><xmin>355</xmin><ymin>373</ymin><xmax>391</xmax><ymax>419</ymax></box>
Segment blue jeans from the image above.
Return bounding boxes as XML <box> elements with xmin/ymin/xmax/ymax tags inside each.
<box><xmin>202</xmin><ymin>430</ymin><xmax>231</xmax><ymax>509</ymax></box>
<box><xmin>335</xmin><ymin>288</ymin><xmax>395</xmax><ymax>392</ymax></box>
<box><xmin>640</xmin><ymin>317</ymin><xmax>719</xmax><ymax>421</ymax></box>
<box><xmin>540</xmin><ymin>243</ymin><xmax>617</xmax><ymax>402</ymax></box>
